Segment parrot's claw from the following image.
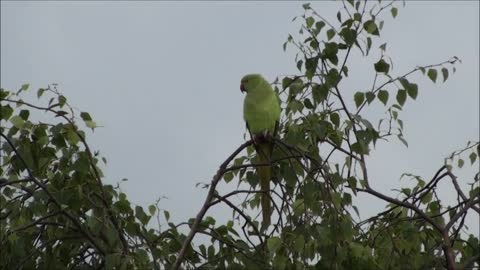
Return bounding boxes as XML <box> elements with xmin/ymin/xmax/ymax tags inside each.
<box><xmin>253</xmin><ymin>132</ymin><xmax>271</xmax><ymax>144</ymax></box>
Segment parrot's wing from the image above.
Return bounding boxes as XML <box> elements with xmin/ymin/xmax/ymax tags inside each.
<box><xmin>246</xmin><ymin>122</ymin><xmax>263</xmax><ymax>159</ymax></box>
<box><xmin>268</xmin><ymin>120</ymin><xmax>279</xmax><ymax>158</ymax></box>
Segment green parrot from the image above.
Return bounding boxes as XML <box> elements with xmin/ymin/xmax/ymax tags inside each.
<box><xmin>240</xmin><ymin>74</ymin><xmax>281</xmax><ymax>227</ymax></box>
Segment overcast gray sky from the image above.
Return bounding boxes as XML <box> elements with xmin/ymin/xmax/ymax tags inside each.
<box><xmin>1</xmin><ymin>1</ymin><xmax>479</xmax><ymax>232</ymax></box>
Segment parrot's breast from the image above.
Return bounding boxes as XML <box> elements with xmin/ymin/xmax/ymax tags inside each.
<box><xmin>243</xmin><ymin>91</ymin><xmax>280</xmax><ymax>135</ymax></box>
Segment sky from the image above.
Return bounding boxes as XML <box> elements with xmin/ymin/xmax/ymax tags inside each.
<box><xmin>1</xmin><ymin>1</ymin><xmax>479</xmax><ymax>234</ymax></box>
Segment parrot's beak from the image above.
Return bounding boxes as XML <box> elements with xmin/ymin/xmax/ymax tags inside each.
<box><xmin>240</xmin><ymin>83</ymin><xmax>245</xmax><ymax>93</ymax></box>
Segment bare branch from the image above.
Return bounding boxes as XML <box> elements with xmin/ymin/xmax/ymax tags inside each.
<box><xmin>172</xmin><ymin>140</ymin><xmax>253</xmax><ymax>270</ymax></box>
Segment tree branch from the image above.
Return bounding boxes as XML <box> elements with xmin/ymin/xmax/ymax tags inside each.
<box><xmin>172</xmin><ymin>140</ymin><xmax>253</xmax><ymax>270</ymax></box>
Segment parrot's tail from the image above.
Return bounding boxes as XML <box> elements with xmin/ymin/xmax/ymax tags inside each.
<box><xmin>257</xmin><ymin>143</ymin><xmax>271</xmax><ymax>228</ymax></box>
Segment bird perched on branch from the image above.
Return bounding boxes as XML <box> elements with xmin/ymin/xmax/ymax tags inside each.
<box><xmin>240</xmin><ymin>74</ymin><xmax>281</xmax><ymax>228</ymax></box>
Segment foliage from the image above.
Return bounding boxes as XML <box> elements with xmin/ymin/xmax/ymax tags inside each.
<box><xmin>1</xmin><ymin>1</ymin><xmax>479</xmax><ymax>269</ymax></box>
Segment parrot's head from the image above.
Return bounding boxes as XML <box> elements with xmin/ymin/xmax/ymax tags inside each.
<box><xmin>240</xmin><ymin>74</ymin><xmax>263</xmax><ymax>93</ymax></box>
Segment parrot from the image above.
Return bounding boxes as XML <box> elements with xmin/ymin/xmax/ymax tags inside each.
<box><xmin>240</xmin><ymin>74</ymin><xmax>281</xmax><ymax>228</ymax></box>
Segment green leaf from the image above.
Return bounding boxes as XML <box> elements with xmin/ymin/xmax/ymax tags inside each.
<box><xmin>314</xmin><ymin>120</ymin><xmax>330</xmax><ymax>140</ymax></box>
<box><xmin>267</xmin><ymin>237</ymin><xmax>282</xmax><ymax>253</ymax></box>
<box><xmin>289</xmin><ymin>80</ymin><xmax>304</xmax><ymax>96</ymax></box>
<box><xmin>392</xmin><ymin>104</ymin><xmax>402</xmax><ymax>111</ymax></box>
<box><xmin>80</xmin><ymin>112</ymin><xmax>92</xmax><ymax>121</ymax></box>
<box><xmin>365</xmin><ymin>92</ymin><xmax>375</xmax><ymax>104</ymax></box>
<box><xmin>339</xmin><ymin>28</ymin><xmax>356</xmax><ymax>46</ymax></box>
<box><xmin>105</xmin><ymin>254</ymin><xmax>122</xmax><ymax>269</ymax></box>
<box><xmin>282</xmin><ymin>77</ymin><xmax>293</xmax><ymax>90</ymax></box>
<box><xmin>470</xmin><ymin>187</ymin><xmax>480</xmax><ymax>198</ymax></box>
<box><xmin>10</xmin><ymin>115</ymin><xmax>25</xmax><ymax>129</ymax></box>
<box><xmin>342</xmin><ymin>18</ymin><xmax>353</xmax><ymax>28</ymax></box>
<box><xmin>315</xmin><ymin>21</ymin><xmax>326</xmax><ymax>35</ymax></box>
<box><xmin>19</xmin><ymin>110</ymin><xmax>29</xmax><ymax>121</ymax></box>
<box><xmin>347</xmin><ymin>177</ymin><xmax>357</xmax><ymax>194</ymax></box>
<box><xmin>330</xmin><ymin>112</ymin><xmax>340</xmax><ymax>127</ymax></box>
<box><xmin>427</xmin><ymin>69</ymin><xmax>438</xmax><ymax>83</ymax></box>
<box><xmin>224</xmin><ymin>171</ymin><xmax>234</xmax><ymax>183</ymax></box>
<box><xmin>246</xmin><ymin>171</ymin><xmax>258</xmax><ymax>187</ymax></box>
<box><xmin>469</xmin><ymin>152</ymin><xmax>477</xmax><ymax>164</ymax></box>
<box><xmin>0</xmin><ymin>104</ymin><xmax>13</xmax><ymax>120</ymax></box>
<box><xmin>342</xmin><ymin>66</ymin><xmax>349</xmax><ymax>77</ymax></box>
<box><xmin>405</xmin><ymin>83</ymin><xmax>418</xmax><ymax>100</ymax></box>
<box><xmin>204</xmin><ymin>216</ymin><xmax>216</xmax><ymax>226</ymax></box>
<box><xmin>374</xmin><ymin>59</ymin><xmax>390</xmax><ymax>73</ymax></box>
<box><xmin>148</xmin><ymin>205</ymin><xmax>156</xmax><ymax>215</ymax></box>
<box><xmin>353</xmin><ymin>12</ymin><xmax>362</xmax><ymax>21</ymax></box>
<box><xmin>458</xmin><ymin>158</ymin><xmax>464</xmax><ymax>168</ymax></box>
<box><xmin>105</xmin><ymin>226</ymin><xmax>119</xmax><ymax>246</ymax></box>
<box><xmin>441</xmin><ymin>67</ymin><xmax>449</xmax><ymax>82</ymax></box>
<box><xmin>55</xmin><ymin>111</ymin><xmax>68</xmax><ymax>117</ymax></box>
<box><xmin>305</xmin><ymin>57</ymin><xmax>319</xmax><ymax>80</ymax></box>
<box><xmin>294</xmin><ymin>235</ymin><xmax>305</xmax><ymax>253</ymax></box>
<box><xmin>66</xmin><ymin>128</ymin><xmax>80</xmax><ymax>145</ymax></box>
<box><xmin>304</xmin><ymin>98</ymin><xmax>314</xmax><ymax>109</ymax></box>
<box><xmin>283</xmin><ymin>166</ymin><xmax>297</xmax><ymax>188</ymax></box>
<box><xmin>296</xmin><ymin>60</ymin><xmax>303</xmax><ymax>71</ymax></box>
<box><xmin>164</xmin><ymin>210</ymin><xmax>170</xmax><ymax>221</ymax></box>
<box><xmin>306</xmin><ymin>17</ymin><xmax>315</xmax><ymax>28</ymax></box>
<box><xmin>366</xmin><ymin>37</ymin><xmax>372</xmax><ymax>55</ymax></box>
<box><xmin>72</xmin><ymin>155</ymin><xmax>90</xmax><ymax>174</ymax></box>
<box><xmin>327</xmin><ymin>29</ymin><xmax>335</xmax><ymax>40</ymax></box>
<box><xmin>420</xmin><ymin>192</ymin><xmax>433</xmax><ymax>204</ymax></box>
<box><xmin>199</xmin><ymin>245</ymin><xmax>207</xmax><ymax>257</ymax></box>
<box><xmin>322</xmin><ymin>42</ymin><xmax>339</xmax><ymax>65</ymax></box>
<box><xmin>391</xmin><ymin>7</ymin><xmax>398</xmax><ymax>18</ymax></box>
<box><xmin>326</xmin><ymin>68</ymin><xmax>341</xmax><ymax>86</ymax></box>
<box><xmin>288</xmin><ymin>100</ymin><xmax>303</xmax><ymax>113</ymax></box>
<box><xmin>352</xmin><ymin>142</ymin><xmax>369</xmax><ymax>155</ymax></box>
<box><xmin>398</xmin><ymin>78</ymin><xmax>412</xmax><ymax>90</ymax></box>
<box><xmin>58</xmin><ymin>95</ymin><xmax>67</xmax><ymax>107</ymax></box>
<box><xmin>396</xmin><ymin>89</ymin><xmax>407</xmax><ymax>106</ymax></box>
<box><xmin>377</xmin><ymin>90</ymin><xmax>389</xmax><ymax>105</ymax></box>
<box><xmin>328</xmin><ymin>130</ymin><xmax>343</xmax><ymax>147</ymax></box>
<box><xmin>354</xmin><ymin>92</ymin><xmax>365</xmax><ymax>108</ymax></box>
<box><xmin>37</xmin><ymin>88</ymin><xmax>46</xmax><ymax>98</ymax></box>
<box><xmin>135</xmin><ymin>206</ymin><xmax>150</xmax><ymax>225</ymax></box>
<box><xmin>398</xmin><ymin>119</ymin><xmax>404</xmax><ymax>130</ymax></box>
<box><xmin>429</xmin><ymin>201</ymin><xmax>441</xmax><ymax>215</ymax></box>
<box><xmin>357</xmin><ymin>116</ymin><xmax>375</xmax><ymax>130</ymax></box>
<box><xmin>363</xmin><ymin>20</ymin><xmax>379</xmax><ymax>35</ymax></box>
<box><xmin>402</xmin><ymin>188</ymin><xmax>411</xmax><ymax>196</ymax></box>
<box><xmin>207</xmin><ymin>245</ymin><xmax>215</xmax><ymax>259</ymax></box>
<box><xmin>20</xmin><ymin>83</ymin><xmax>30</xmax><ymax>92</ymax></box>
<box><xmin>0</xmin><ymin>88</ymin><xmax>9</xmax><ymax>99</ymax></box>
<box><xmin>312</xmin><ymin>84</ymin><xmax>329</xmax><ymax>104</ymax></box>
<box><xmin>273</xmin><ymin>255</ymin><xmax>287</xmax><ymax>270</ymax></box>
<box><xmin>398</xmin><ymin>134</ymin><xmax>408</xmax><ymax>147</ymax></box>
